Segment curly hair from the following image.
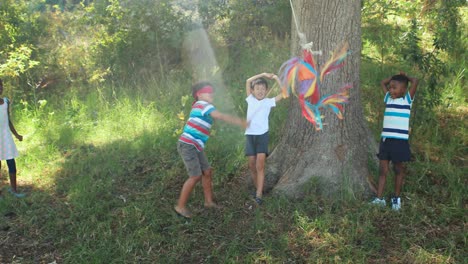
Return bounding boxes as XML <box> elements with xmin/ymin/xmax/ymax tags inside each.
<box><xmin>390</xmin><ymin>74</ymin><xmax>409</xmax><ymax>88</ymax></box>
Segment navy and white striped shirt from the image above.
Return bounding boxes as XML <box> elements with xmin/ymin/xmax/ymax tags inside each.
<box><xmin>381</xmin><ymin>91</ymin><xmax>413</xmax><ymax>140</ymax></box>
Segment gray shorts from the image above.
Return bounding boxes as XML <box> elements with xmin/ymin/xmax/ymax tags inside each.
<box><xmin>177</xmin><ymin>141</ymin><xmax>210</xmax><ymax>177</ymax></box>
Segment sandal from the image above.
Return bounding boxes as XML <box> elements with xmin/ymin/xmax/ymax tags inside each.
<box><xmin>254</xmin><ymin>197</ymin><xmax>263</xmax><ymax>205</ymax></box>
<box><xmin>8</xmin><ymin>188</ymin><xmax>25</xmax><ymax>198</ymax></box>
<box><xmin>174</xmin><ymin>206</ymin><xmax>192</xmax><ymax>219</ymax></box>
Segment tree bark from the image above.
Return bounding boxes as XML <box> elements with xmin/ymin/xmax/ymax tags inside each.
<box><xmin>266</xmin><ymin>0</ymin><xmax>376</xmax><ymax>198</ymax></box>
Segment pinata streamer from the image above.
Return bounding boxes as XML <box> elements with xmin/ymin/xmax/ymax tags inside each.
<box><xmin>278</xmin><ymin>41</ymin><xmax>352</xmax><ymax>131</ymax></box>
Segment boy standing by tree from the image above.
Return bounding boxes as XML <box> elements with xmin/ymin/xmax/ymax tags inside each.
<box><xmin>245</xmin><ymin>73</ymin><xmax>285</xmax><ymax>205</ymax></box>
<box><xmin>371</xmin><ymin>73</ymin><xmax>419</xmax><ymax>210</ymax></box>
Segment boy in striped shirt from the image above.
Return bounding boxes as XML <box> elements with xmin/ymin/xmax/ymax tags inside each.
<box><xmin>371</xmin><ymin>73</ymin><xmax>419</xmax><ymax>210</ymax></box>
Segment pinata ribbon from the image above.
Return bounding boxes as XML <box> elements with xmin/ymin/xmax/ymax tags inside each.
<box><xmin>278</xmin><ymin>42</ymin><xmax>352</xmax><ymax>131</ymax></box>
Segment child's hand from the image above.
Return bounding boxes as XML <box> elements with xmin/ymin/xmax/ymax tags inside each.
<box><xmin>243</xmin><ymin>120</ymin><xmax>250</xmax><ymax>129</ymax></box>
<box><xmin>264</xmin><ymin>73</ymin><xmax>275</xmax><ymax>79</ymax></box>
<box><xmin>15</xmin><ymin>134</ymin><xmax>23</xmax><ymax>141</ymax></box>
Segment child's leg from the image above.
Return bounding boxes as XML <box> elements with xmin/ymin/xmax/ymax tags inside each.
<box><xmin>176</xmin><ymin>175</ymin><xmax>201</xmax><ymax>211</ymax></box>
<box><xmin>248</xmin><ymin>156</ymin><xmax>257</xmax><ymax>188</ymax></box>
<box><xmin>255</xmin><ymin>153</ymin><xmax>266</xmax><ymax>198</ymax></box>
<box><xmin>6</xmin><ymin>159</ymin><xmax>17</xmax><ymax>192</ymax></box>
<box><xmin>377</xmin><ymin>160</ymin><xmax>390</xmax><ymax>198</ymax></box>
<box><xmin>393</xmin><ymin>162</ymin><xmax>405</xmax><ymax>197</ymax></box>
<box><xmin>201</xmin><ymin>168</ymin><xmax>216</xmax><ymax>206</ymax></box>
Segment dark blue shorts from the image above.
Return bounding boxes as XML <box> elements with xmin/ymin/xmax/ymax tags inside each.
<box><xmin>245</xmin><ymin>132</ymin><xmax>269</xmax><ymax>156</ymax></box>
<box><xmin>377</xmin><ymin>138</ymin><xmax>411</xmax><ymax>162</ymax></box>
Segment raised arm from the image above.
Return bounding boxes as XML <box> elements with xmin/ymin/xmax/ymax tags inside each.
<box><xmin>210</xmin><ymin>110</ymin><xmax>247</xmax><ymax>128</ymax></box>
<box><xmin>246</xmin><ymin>72</ymin><xmax>272</xmax><ymax>96</ymax></box>
<box><xmin>407</xmin><ymin>75</ymin><xmax>419</xmax><ymax>99</ymax></box>
<box><xmin>271</xmin><ymin>74</ymin><xmax>286</xmax><ymax>102</ymax></box>
<box><xmin>380</xmin><ymin>76</ymin><xmax>392</xmax><ymax>93</ymax></box>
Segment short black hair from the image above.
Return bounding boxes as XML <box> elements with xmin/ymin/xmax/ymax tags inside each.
<box><xmin>192</xmin><ymin>81</ymin><xmax>213</xmax><ymax>99</ymax></box>
<box><xmin>250</xmin><ymin>77</ymin><xmax>268</xmax><ymax>89</ymax></box>
<box><xmin>390</xmin><ymin>74</ymin><xmax>409</xmax><ymax>87</ymax></box>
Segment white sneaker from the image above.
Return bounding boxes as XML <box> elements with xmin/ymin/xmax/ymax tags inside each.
<box><xmin>391</xmin><ymin>197</ymin><xmax>401</xmax><ymax>211</ymax></box>
<box><xmin>371</xmin><ymin>197</ymin><xmax>386</xmax><ymax>206</ymax></box>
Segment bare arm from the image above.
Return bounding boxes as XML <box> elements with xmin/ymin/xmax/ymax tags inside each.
<box><xmin>210</xmin><ymin>110</ymin><xmax>247</xmax><ymax>128</ymax></box>
<box><xmin>7</xmin><ymin>103</ymin><xmax>23</xmax><ymax>141</ymax></box>
<box><xmin>274</xmin><ymin>93</ymin><xmax>284</xmax><ymax>102</ymax></box>
<box><xmin>271</xmin><ymin>74</ymin><xmax>286</xmax><ymax>102</ymax></box>
<box><xmin>380</xmin><ymin>76</ymin><xmax>392</xmax><ymax>93</ymax></box>
<box><xmin>246</xmin><ymin>72</ymin><xmax>272</xmax><ymax>96</ymax></box>
<box><xmin>399</xmin><ymin>71</ymin><xmax>419</xmax><ymax>98</ymax></box>
<box><xmin>407</xmin><ymin>75</ymin><xmax>419</xmax><ymax>99</ymax></box>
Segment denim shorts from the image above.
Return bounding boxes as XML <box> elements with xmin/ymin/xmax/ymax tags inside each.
<box><xmin>377</xmin><ymin>138</ymin><xmax>411</xmax><ymax>162</ymax></box>
<box><xmin>245</xmin><ymin>132</ymin><xmax>269</xmax><ymax>156</ymax></box>
<box><xmin>177</xmin><ymin>142</ymin><xmax>210</xmax><ymax>177</ymax></box>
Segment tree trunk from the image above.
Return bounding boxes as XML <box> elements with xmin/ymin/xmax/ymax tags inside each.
<box><xmin>266</xmin><ymin>0</ymin><xmax>376</xmax><ymax>198</ymax></box>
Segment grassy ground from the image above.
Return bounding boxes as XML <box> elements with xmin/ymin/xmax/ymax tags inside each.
<box><xmin>0</xmin><ymin>59</ymin><xmax>466</xmax><ymax>263</ymax></box>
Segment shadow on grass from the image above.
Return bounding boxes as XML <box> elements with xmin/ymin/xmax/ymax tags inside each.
<box><xmin>0</xmin><ymin>128</ymin><xmax>187</xmax><ymax>263</ymax></box>
<box><xmin>0</xmin><ymin>182</ymin><xmax>61</xmax><ymax>263</ymax></box>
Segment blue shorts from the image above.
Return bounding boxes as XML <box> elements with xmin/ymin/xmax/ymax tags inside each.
<box><xmin>377</xmin><ymin>138</ymin><xmax>411</xmax><ymax>162</ymax></box>
<box><xmin>245</xmin><ymin>132</ymin><xmax>269</xmax><ymax>156</ymax></box>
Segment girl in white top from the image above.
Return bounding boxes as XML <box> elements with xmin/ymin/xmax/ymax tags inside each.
<box><xmin>0</xmin><ymin>79</ymin><xmax>24</xmax><ymax>198</ymax></box>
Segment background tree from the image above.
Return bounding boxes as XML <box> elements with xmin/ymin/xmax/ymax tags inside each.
<box><xmin>265</xmin><ymin>0</ymin><xmax>374</xmax><ymax>198</ymax></box>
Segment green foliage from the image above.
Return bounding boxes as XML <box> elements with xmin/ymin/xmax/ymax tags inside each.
<box><xmin>0</xmin><ymin>0</ymin><xmax>45</xmax><ymax>46</ymax></box>
<box><xmin>0</xmin><ymin>45</ymin><xmax>39</xmax><ymax>78</ymax></box>
<box><xmin>198</xmin><ymin>0</ymin><xmax>291</xmax><ymax>72</ymax></box>
<box><xmin>362</xmin><ymin>0</ymin><xmax>466</xmax><ymax>110</ymax></box>
<box><xmin>400</xmin><ymin>19</ymin><xmax>446</xmax><ymax>108</ymax></box>
<box><xmin>424</xmin><ymin>0</ymin><xmax>466</xmax><ymax>56</ymax></box>
<box><xmin>361</xmin><ymin>0</ymin><xmax>403</xmax><ymax>64</ymax></box>
<box><xmin>83</xmin><ymin>0</ymin><xmax>191</xmax><ymax>81</ymax></box>
<box><xmin>0</xmin><ymin>0</ymin><xmax>47</xmax><ymax>94</ymax></box>
<box><xmin>199</xmin><ymin>0</ymin><xmax>291</xmax><ymax>42</ymax></box>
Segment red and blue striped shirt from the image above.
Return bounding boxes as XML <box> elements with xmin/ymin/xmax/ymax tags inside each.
<box><xmin>179</xmin><ymin>101</ymin><xmax>216</xmax><ymax>151</ymax></box>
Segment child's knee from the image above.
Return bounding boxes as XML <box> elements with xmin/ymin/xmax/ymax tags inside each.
<box><xmin>393</xmin><ymin>163</ymin><xmax>404</xmax><ymax>175</ymax></box>
<box><xmin>379</xmin><ymin>167</ymin><xmax>389</xmax><ymax>176</ymax></box>
<box><xmin>188</xmin><ymin>175</ymin><xmax>202</xmax><ymax>183</ymax></box>
<box><xmin>202</xmin><ymin>168</ymin><xmax>213</xmax><ymax>177</ymax></box>
<box><xmin>255</xmin><ymin>163</ymin><xmax>265</xmax><ymax>172</ymax></box>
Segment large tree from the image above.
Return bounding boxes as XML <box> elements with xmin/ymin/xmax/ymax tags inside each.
<box><xmin>265</xmin><ymin>0</ymin><xmax>375</xmax><ymax>198</ymax></box>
